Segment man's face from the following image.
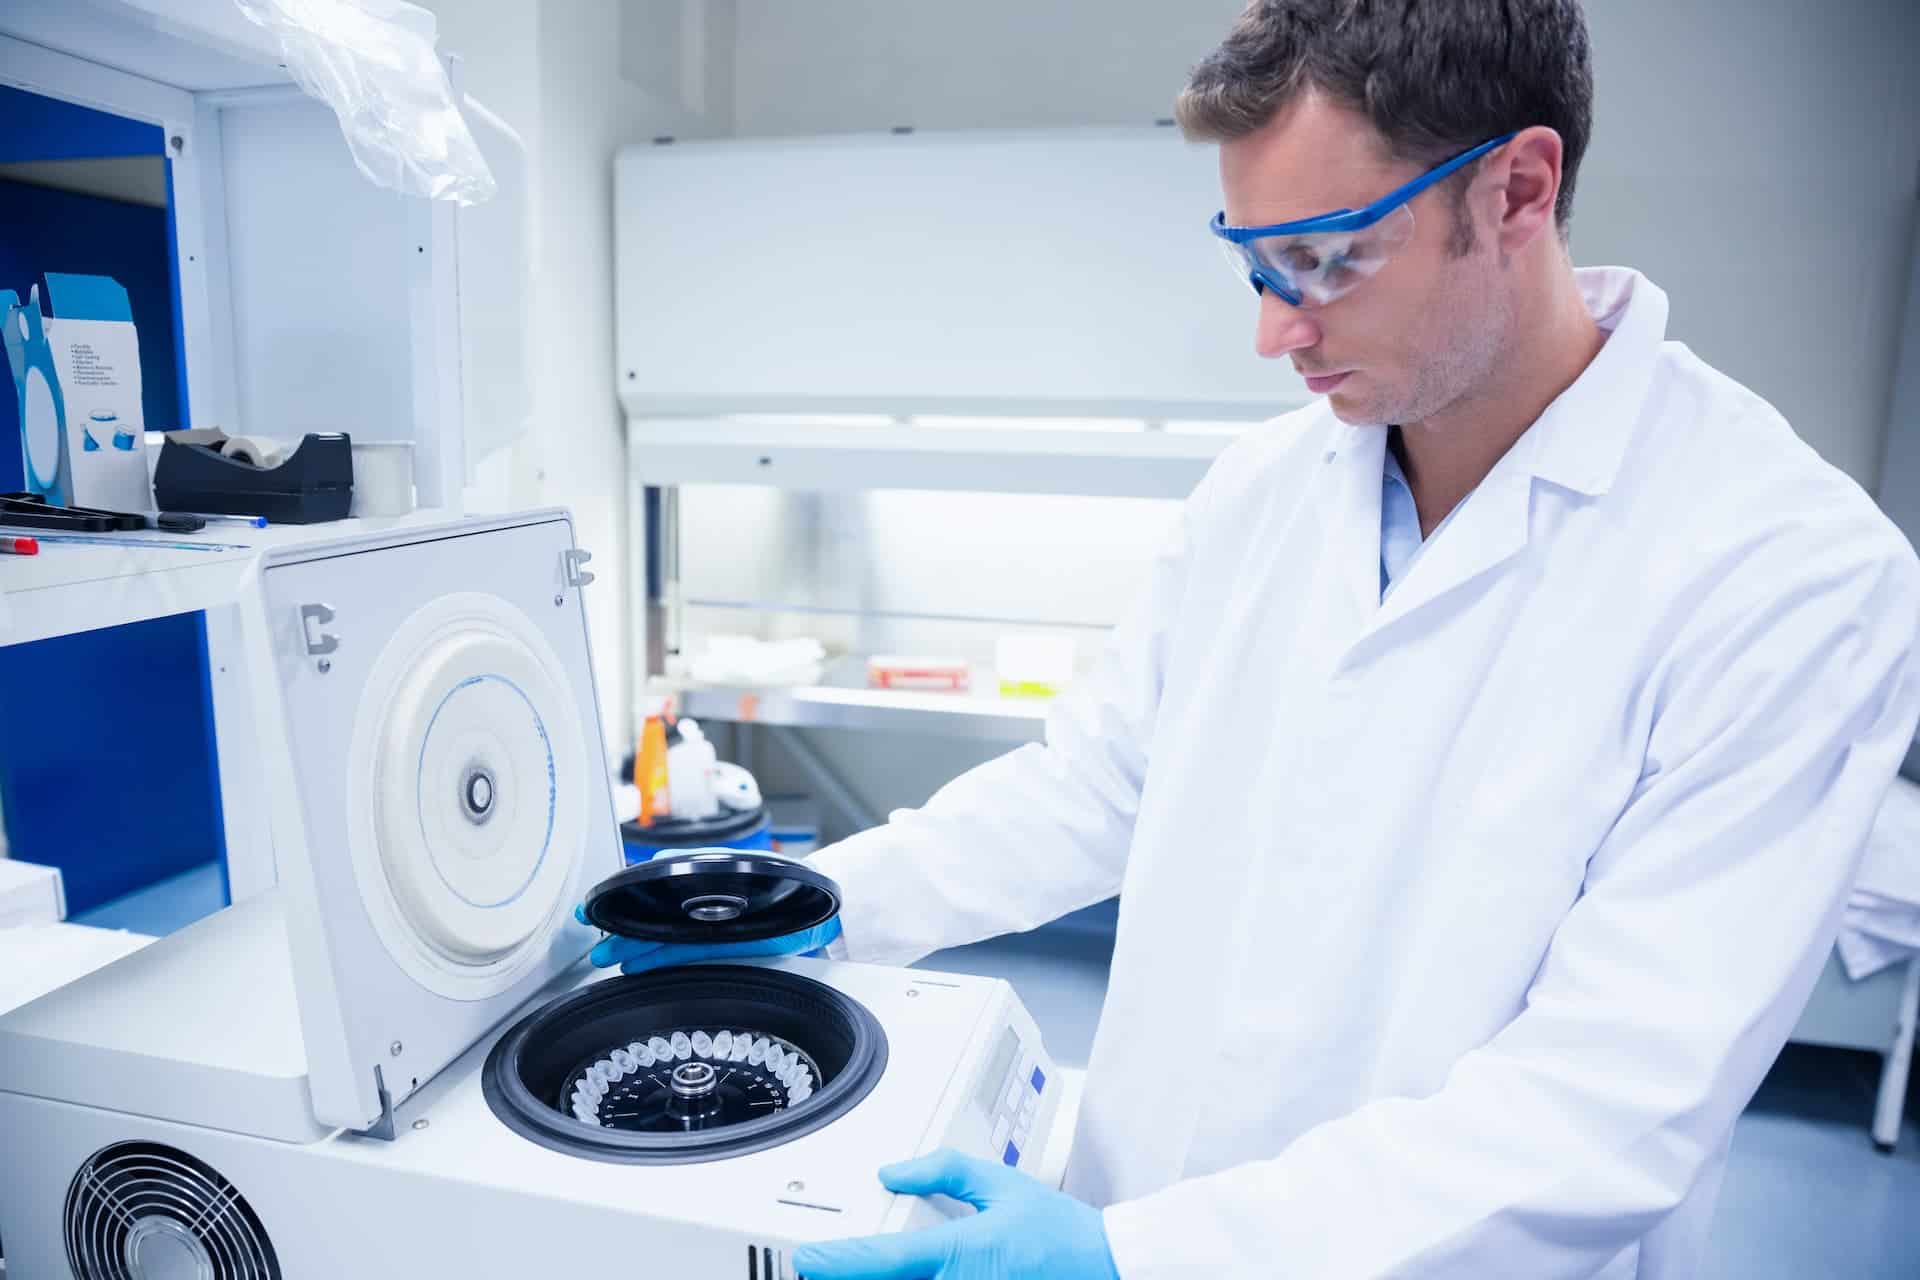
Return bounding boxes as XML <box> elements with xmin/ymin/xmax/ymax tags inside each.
<box><xmin>1219</xmin><ymin>91</ymin><xmax>1512</xmax><ymax>428</ymax></box>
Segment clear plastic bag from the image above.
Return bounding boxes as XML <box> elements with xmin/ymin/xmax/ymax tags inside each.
<box><xmin>234</xmin><ymin>0</ymin><xmax>496</xmax><ymax>205</ymax></box>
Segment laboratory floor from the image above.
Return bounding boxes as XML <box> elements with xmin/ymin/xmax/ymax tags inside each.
<box><xmin>69</xmin><ymin>875</ymin><xmax>1920</xmax><ymax>1274</ymax></box>
<box><xmin>1706</xmin><ymin>1045</ymin><xmax>1920</xmax><ymax>1279</ymax></box>
<box><xmin>926</xmin><ymin>910</ymin><xmax>1920</xmax><ymax>1279</ymax></box>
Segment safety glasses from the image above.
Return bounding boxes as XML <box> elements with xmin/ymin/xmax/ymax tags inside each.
<box><xmin>1210</xmin><ymin>134</ymin><xmax>1514</xmax><ymax>307</ymax></box>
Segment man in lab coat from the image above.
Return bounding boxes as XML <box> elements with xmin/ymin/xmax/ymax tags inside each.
<box><xmin>596</xmin><ymin>3</ymin><xmax>1920</xmax><ymax>1276</ymax></box>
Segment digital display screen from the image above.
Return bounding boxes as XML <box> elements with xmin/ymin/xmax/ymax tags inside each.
<box><xmin>977</xmin><ymin>1028</ymin><xmax>1020</xmax><ymax>1114</ymax></box>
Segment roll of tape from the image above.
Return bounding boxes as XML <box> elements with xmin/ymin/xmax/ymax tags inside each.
<box><xmin>219</xmin><ymin>434</ymin><xmax>292</xmax><ymax>468</ymax></box>
<box><xmin>350</xmin><ymin>440</ymin><xmax>416</xmax><ymax>517</ymax></box>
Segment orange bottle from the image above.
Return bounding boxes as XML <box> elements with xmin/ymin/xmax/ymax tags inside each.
<box><xmin>635</xmin><ymin>714</ymin><xmax>672</xmax><ymax>827</ymax></box>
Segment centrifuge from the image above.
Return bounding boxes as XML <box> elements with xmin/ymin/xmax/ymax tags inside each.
<box><xmin>0</xmin><ymin>513</ymin><xmax>1064</xmax><ymax>1279</ymax></box>
<box><xmin>484</xmin><ymin>853</ymin><xmax>894</xmax><ymax>1166</ymax></box>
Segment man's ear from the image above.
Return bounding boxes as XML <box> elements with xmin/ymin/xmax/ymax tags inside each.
<box><xmin>1490</xmin><ymin>126</ymin><xmax>1564</xmax><ymax>254</ymax></box>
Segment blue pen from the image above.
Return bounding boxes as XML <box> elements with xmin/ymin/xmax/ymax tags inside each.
<box><xmin>169</xmin><ymin>511</ymin><xmax>269</xmax><ymax>528</ymax></box>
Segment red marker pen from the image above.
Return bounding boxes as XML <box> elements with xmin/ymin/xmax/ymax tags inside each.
<box><xmin>0</xmin><ymin>535</ymin><xmax>41</xmax><ymax>556</ymax></box>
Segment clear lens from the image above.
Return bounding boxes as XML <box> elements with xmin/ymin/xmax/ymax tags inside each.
<box><xmin>1216</xmin><ymin>236</ymin><xmax>1263</xmax><ymax>296</ymax></box>
<box><xmin>1222</xmin><ymin>203</ymin><xmax>1417</xmax><ymax>306</ymax></box>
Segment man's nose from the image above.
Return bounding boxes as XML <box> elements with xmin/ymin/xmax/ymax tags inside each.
<box><xmin>1254</xmin><ymin>288</ymin><xmax>1321</xmax><ymax>360</ymax></box>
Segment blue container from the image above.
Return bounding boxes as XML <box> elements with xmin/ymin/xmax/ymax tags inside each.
<box><xmin>620</xmin><ymin>805</ymin><xmax>772</xmax><ymax>864</ymax></box>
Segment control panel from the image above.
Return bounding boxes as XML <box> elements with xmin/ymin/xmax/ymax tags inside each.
<box><xmin>974</xmin><ymin>1025</ymin><xmax>1049</xmax><ymax>1169</ymax></box>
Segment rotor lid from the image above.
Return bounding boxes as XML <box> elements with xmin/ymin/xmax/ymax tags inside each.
<box><xmin>581</xmin><ymin>851</ymin><xmax>840</xmax><ymax>944</ymax></box>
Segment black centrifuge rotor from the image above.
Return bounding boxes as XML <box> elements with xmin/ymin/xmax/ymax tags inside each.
<box><xmin>483</xmin><ymin>852</ymin><xmax>886</xmax><ymax>1163</ymax></box>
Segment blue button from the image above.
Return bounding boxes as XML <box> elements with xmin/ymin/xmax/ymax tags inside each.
<box><xmin>1030</xmin><ymin>1066</ymin><xmax>1046</xmax><ymax>1094</ymax></box>
<box><xmin>1003</xmin><ymin>1141</ymin><xmax>1021</xmax><ymax>1167</ymax></box>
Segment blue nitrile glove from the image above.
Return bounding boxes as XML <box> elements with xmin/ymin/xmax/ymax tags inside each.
<box><xmin>578</xmin><ymin>904</ymin><xmax>841</xmax><ymax>974</ymax></box>
<box><xmin>793</xmin><ymin>1148</ymin><xmax>1121</xmax><ymax>1280</ymax></box>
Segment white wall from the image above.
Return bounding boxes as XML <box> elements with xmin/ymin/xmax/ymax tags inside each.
<box><xmin>732</xmin><ymin>0</ymin><xmax>1243</xmax><ymax>135</ymax></box>
<box><xmin>1576</xmin><ymin>0</ymin><xmax>1920</xmax><ymax>486</ymax></box>
<box><xmin>221</xmin><ymin>101</ymin><xmax>418</xmax><ymax>449</ymax></box>
<box><xmin>425</xmin><ymin>0</ymin><xmax>734</xmax><ymax>750</ymax></box>
<box><xmin>694</xmin><ymin>0</ymin><xmax>1920</xmax><ymax>835</ymax></box>
<box><xmin>1882</xmin><ymin>227</ymin><xmax>1920</xmax><ymax>537</ymax></box>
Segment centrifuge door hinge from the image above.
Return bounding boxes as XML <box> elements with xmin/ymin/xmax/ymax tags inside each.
<box><xmin>357</xmin><ymin>1064</ymin><xmax>398</xmax><ymax>1141</ymax></box>
<box><xmin>299</xmin><ymin>602</ymin><xmax>339</xmax><ymax>655</ymax></box>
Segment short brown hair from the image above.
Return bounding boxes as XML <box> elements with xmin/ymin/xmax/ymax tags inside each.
<box><xmin>1177</xmin><ymin>0</ymin><xmax>1593</xmax><ymax>235</ymax></box>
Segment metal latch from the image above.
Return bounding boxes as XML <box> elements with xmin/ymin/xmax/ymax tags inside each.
<box><xmin>563</xmin><ymin>548</ymin><xmax>595</xmax><ymax>588</ymax></box>
<box><xmin>299</xmin><ymin>603</ymin><xmax>339</xmax><ymax>656</ymax></box>
<box><xmin>358</xmin><ymin>1064</ymin><xmax>397</xmax><ymax>1141</ymax></box>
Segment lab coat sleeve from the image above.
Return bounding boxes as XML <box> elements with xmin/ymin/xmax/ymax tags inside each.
<box><xmin>1101</xmin><ymin>527</ymin><xmax>1920</xmax><ymax>1278</ymax></box>
<box><xmin>804</xmin><ymin>473</ymin><xmax>1215</xmax><ymax>967</ymax></box>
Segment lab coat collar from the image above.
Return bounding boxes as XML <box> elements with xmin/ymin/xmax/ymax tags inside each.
<box><xmin>1514</xmin><ymin>266</ymin><xmax>1669</xmax><ymax>497</ymax></box>
<box><xmin>1310</xmin><ymin>267</ymin><xmax>1669</xmax><ymax>656</ymax></box>
<box><xmin>1316</xmin><ymin>266</ymin><xmax>1668</xmax><ymax>497</ymax></box>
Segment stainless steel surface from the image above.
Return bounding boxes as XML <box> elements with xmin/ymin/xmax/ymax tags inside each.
<box><xmin>683</xmin><ymin>597</ymin><xmax>1115</xmax><ymax>634</ymax></box>
<box><xmin>666</xmin><ymin>656</ymin><xmax>1049</xmax><ymax>744</ymax></box>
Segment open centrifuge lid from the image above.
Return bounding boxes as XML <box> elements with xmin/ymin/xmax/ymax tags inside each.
<box><xmin>582</xmin><ymin>851</ymin><xmax>840</xmax><ymax>944</ymax></box>
<box><xmin>241</xmin><ymin>512</ymin><xmax>623</xmax><ymax>1138</ymax></box>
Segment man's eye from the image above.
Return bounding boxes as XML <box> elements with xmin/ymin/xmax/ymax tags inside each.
<box><xmin>1279</xmin><ymin>244</ymin><xmax>1322</xmax><ymax>273</ymax></box>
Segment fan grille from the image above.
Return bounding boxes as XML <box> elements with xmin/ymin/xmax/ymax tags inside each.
<box><xmin>64</xmin><ymin>1141</ymin><xmax>281</xmax><ymax>1280</ymax></box>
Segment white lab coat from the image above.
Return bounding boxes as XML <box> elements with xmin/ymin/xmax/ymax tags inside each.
<box><xmin>807</xmin><ymin>268</ymin><xmax>1920</xmax><ymax>1278</ymax></box>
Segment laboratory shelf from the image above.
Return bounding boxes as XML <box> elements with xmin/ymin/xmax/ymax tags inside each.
<box><xmin>629</xmin><ymin>417</ymin><xmax>1234</xmax><ymax>500</ymax></box>
<box><xmin>660</xmin><ymin>655</ymin><xmax>1052</xmax><ymax>744</ymax></box>
<box><xmin>0</xmin><ymin>510</ymin><xmax>453</xmax><ymax>647</ymax></box>
<box><xmin>69</xmin><ymin>859</ymin><xmax>228</xmax><ymax>938</ymax></box>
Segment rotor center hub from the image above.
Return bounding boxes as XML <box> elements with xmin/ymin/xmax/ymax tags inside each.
<box><xmin>670</xmin><ymin>1061</ymin><xmax>719</xmax><ymax>1099</ymax></box>
<box><xmin>683</xmin><ymin>894</ymin><xmax>747</xmax><ymax>923</ymax></box>
<box><xmin>460</xmin><ymin>764</ymin><xmax>497</xmax><ymax>825</ymax></box>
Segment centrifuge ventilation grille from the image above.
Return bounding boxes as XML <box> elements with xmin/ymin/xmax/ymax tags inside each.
<box><xmin>748</xmin><ymin>1243</ymin><xmax>793</xmax><ymax>1279</ymax></box>
<box><xmin>64</xmin><ymin>1141</ymin><xmax>282</xmax><ymax>1280</ymax></box>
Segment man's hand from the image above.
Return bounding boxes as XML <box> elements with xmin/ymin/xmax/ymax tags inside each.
<box><xmin>794</xmin><ymin>1148</ymin><xmax>1120</xmax><ymax>1280</ymax></box>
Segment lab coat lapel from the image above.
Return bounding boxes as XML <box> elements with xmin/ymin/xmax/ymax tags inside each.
<box><xmin>1309</xmin><ymin>423</ymin><xmax>1388</xmax><ymax>665</ymax></box>
<box><xmin>1363</xmin><ymin>465</ymin><xmax>1535</xmax><ymax>643</ymax></box>
<box><xmin>1307</xmin><ymin>416</ymin><xmax>1533</xmax><ymax>665</ymax></box>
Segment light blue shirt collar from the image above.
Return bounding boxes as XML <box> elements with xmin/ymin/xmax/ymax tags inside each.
<box><xmin>1380</xmin><ymin>441</ymin><xmax>1423</xmax><ymax>601</ymax></box>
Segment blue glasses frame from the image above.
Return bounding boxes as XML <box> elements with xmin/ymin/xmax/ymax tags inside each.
<box><xmin>1210</xmin><ymin>132</ymin><xmax>1516</xmax><ymax>303</ymax></box>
